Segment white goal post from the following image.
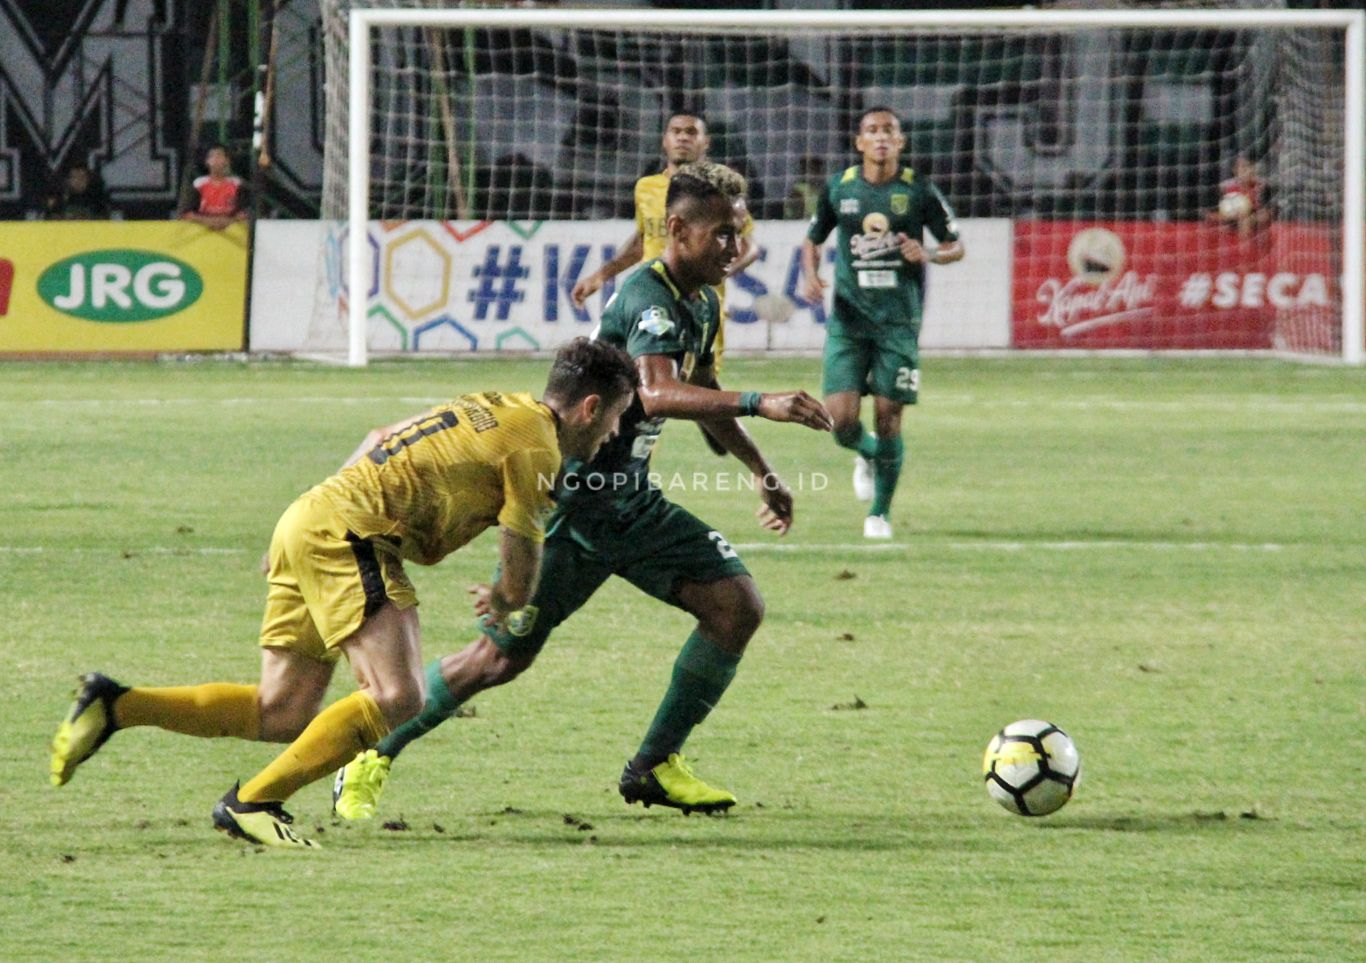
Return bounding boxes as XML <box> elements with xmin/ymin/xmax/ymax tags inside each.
<box><xmin>337</xmin><ymin>6</ymin><xmax>1363</xmax><ymax>367</ymax></box>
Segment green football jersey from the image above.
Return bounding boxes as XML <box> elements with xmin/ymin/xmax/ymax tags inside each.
<box><xmin>562</xmin><ymin>258</ymin><xmax>720</xmax><ymax>509</ymax></box>
<box><xmin>807</xmin><ymin>165</ymin><xmax>959</xmax><ymax>335</ymax></box>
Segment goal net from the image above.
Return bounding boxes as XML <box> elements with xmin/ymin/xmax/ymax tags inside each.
<box><xmin>308</xmin><ymin>2</ymin><xmax>1362</xmax><ymax>365</ymax></box>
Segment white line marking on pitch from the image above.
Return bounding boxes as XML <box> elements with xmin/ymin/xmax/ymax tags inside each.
<box><xmin>20</xmin><ymin>396</ymin><xmax>445</xmax><ymax>407</ymax></box>
<box><xmin>12</xmin><ymin>396</ymin><xmax>1365</xmax><ymax>415</ymax></box>
<box><xmin>1</xmin><ymin>541</ymin><xmax>1289</xmax><ymax>556</ymax></box>
<box><xmin>0</xmin><ymin>546</ymin><xmax>248</xmax><ymax>555</ymax></box>
<box><xmin>732</xmin><ymin>541</ymin><xmax>1285</xmax><ymax>553</ymax></box>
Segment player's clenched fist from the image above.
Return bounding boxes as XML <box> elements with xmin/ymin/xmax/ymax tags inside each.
<box><xmin>757</xmin><ymin>390</ymin><xmax>833</xmax><ymax>431</ymax></box>
<box><xmin>896</xmin><ymin>232</ymin><xmax>928</xmax><ymax>263</ymax></box>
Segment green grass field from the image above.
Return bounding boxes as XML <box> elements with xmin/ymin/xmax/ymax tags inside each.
<box><xmin>3</xmin><ymin>356</ymin><xmax>1363</xmax><ymax>961</ymax></box>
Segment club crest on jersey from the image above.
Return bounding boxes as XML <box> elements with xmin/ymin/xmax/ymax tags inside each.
<box><xmin>505</xmin><ymin>605</ymin><xmax>540</xmax><ymax>638</ymax></box>
<box><xmin>891</xmin><ymin>193</ymin><xmax>909</xmax><ymax>215</ymax></box>
<box><xmin>639</xmin><ymin>306</ymin><xmax>675</xmax><ymax>337</ymax></box>
<box><xmin>840</xmin><ymin>198</ymin><xmax>860</xmax><ymax>214</ymax></box>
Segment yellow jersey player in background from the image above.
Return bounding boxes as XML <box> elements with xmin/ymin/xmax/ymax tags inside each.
<box><xmin>572</xmin><ymin>113</ymin><xmax>760</xmax><ymax>370</ymax></box>
<box><xmin>49</xmin><ymin>338</ymin><xmax>638</xmax><ymax>848</ymax></box>
<box><xmin>573</xmin><ymin>113</ymin><xmax>758</xmax><ymax>455</ymax></box>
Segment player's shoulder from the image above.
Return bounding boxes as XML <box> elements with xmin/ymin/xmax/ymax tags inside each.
<box><xmin>635</xmin><ymin>172</ymin><xmax>670</xmax><ymax>195</ymax></box>
<box><xmin>618</xmin><ymin>259</ymin><xmax>675</xmax><ymax>301</ymax></box>
<box><xmin>603</xmin><ymin>263</ymin><xmax>671</xmax><ymax>319</ymax></box>
<box><xmin>469</xmin><ymin>391</ymin><xmax>557</xmax><ymax>445</ymax></box>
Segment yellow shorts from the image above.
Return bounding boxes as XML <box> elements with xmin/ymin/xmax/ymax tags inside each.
<box><xmin>258</xmin><ymin>491</ymin><xmax>418</xmax><ymax>663</ymax></box>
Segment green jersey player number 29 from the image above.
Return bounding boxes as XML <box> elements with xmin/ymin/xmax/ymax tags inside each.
<box><xmin>800</xmin><ymin>105</ymin><xmax>965</xmax><ymax>541</ymax></box>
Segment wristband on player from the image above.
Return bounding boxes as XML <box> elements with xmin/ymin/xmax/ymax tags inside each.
<box><xmin>737</xmin><ymin>391</ymin><xmax>762</xmax><ymax>416</ymax></box>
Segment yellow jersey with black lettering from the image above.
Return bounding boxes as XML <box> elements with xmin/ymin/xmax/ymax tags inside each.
<box><xmin>635</xmin><ymin>169</ymin><xmax>754</xmax><ymax>360</ymax></box>
<box><xmin>313</xmin><ymin>391</ymin><xmax>560</xmax><ymax>565</ymax></box>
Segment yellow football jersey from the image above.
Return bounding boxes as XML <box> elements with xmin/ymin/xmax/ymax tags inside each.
<box><xmin>634</xmin><ymin>169</ymin><xmax>754</xmax><ymax>365</ymax></box>
<box><xmin>314</xmin><ymin>391</ymin><xmax>560</xmax><ymax>566</ymax></box>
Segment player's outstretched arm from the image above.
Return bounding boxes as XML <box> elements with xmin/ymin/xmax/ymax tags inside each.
<box><xmin>684</xmin><ymin>366</ymin><xmax>795</xmax><ymax>535</ymax></box>
<box><xmin>636</xmin><ymin>355</ymin><xmax>832</xmax><ymax>431</ymax></box>
<box><xmin>469</xmin><ymin>528</ymin><xmax>542</xmax><ymax>625</ymax></box>
<box><xmin>571</xmin><ymin>231</ymin><xmax>644</xmax><ymax>307</ymax></box>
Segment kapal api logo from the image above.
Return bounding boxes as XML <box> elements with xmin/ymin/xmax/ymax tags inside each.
<box><xmin>1037</xmin><ymin>227</ymin><xmax>1155</xmax><ymax>335</ymax></box>
<box><xmin>38</xmin><ymin>250</ymin><xmax>203</xmax><ymax>322</ymax></box>
<box><xmin>850</xmin><ymin>212</ymin><xmax>898</xmax><ymax>259</ymax></box>
<box><xmin>1066</xmin><ymin>227</ymin><xmax>1126</xmax><ymax>285</ymax></box>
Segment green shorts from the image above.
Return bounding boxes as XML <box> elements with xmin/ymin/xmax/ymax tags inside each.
<box><xmin>485</xmin><ymin>490</ymin><xmax>750</xmax><ymax>659</ymax></box>
<box><xmin>821</xmin><ymin>326</ymin><xmax>921</xmax><ymax>404</ymax></box>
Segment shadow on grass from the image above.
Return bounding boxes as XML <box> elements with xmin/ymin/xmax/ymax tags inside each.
<box><xmin>1034</xmin><ymin>810</ymin><xmax>1276</xmax><ymax>833</ymax></box>
<box><xmin>338</xmin><ymin>807</ymin><xmax>961</xmax><ymax>852</ymax></box>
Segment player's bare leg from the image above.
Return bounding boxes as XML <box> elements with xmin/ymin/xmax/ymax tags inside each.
<box><xmin>218</xmin><ymin>603</ymin><xmax>422</xmax><ymax>846</ymax></box>
<box><xmin>51</xmin><ymin>646</ymin><xmax>333</xmax><ymax>788</ymax></box>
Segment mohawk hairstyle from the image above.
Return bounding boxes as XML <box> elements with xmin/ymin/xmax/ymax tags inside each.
<box><xmin>666</xmin><ymin>160</ymin><xmax>748</xmax><ymax>212</ymax></box>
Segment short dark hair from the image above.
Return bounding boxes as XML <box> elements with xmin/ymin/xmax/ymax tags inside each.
<box><xmin>544</xmin><ymin>337</ymin><xmax>639</xmax><ymax>407</ymax></box>
<box><xmin>665</xmin><ymin>160</ymin><xmax>747</xmax><ymax>213</ymax></box>
<box><xmin>666</xmin><ymin>113</ymin><xmax>707</xmax><ymax>132</ymax></box>
<box><xmin>858</xmin><ymin>105</ymin><xmax>901</xmax><ymax>129</ymax></box>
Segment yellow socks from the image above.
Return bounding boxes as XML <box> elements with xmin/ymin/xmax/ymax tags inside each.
<box><xmin>113</xmin><ymin>684</ymin><xmax>260</xmax><ymax>740</ymax></box>
<box><xmin>239</xmin><ymin>691</ymin><xmax>388</xmax><ymax>804</ymax></box>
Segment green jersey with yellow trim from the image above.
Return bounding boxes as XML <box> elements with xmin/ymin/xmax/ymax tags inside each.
<box><xmin>807</xmin><ymin>165</ymin><xmax>959</xmax><ymax>335</ymax></box>
<box><xmin>564</xmin><ymin>258</ymin><xmax>720</xmax><ymax>508</ymax></box>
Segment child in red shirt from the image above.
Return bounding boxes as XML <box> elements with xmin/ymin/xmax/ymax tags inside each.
<box><xmin>182</xmin><ymin>144</ymin><xmax>248</xmax><ymax>229</ymax></box>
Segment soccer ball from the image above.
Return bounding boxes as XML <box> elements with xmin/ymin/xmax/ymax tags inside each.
<box><xmin>752</xmin><ymin>292</ymin><xmax>796</xmax><ymax>324</ymax></box>
<box><xmin>1218</xmin><ymin>191</ymin><xmax>1253</xmax><ymax>221</ymax></box>
<box><xmin>982</xmin><ymin>719</ymin><xmax>1081</xmax><ymax>817</ymax></box>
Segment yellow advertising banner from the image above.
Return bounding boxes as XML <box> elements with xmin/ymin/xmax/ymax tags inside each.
<box><xmin>0</xmin><ymin>221</ymin><xmax>247</xmax><ymax>353</ymax></box>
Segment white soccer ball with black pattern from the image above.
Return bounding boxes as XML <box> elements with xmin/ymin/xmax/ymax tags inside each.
<box><xmin>982</xmin><ymin>719</ymin><xmax>1081</xmax><ymax>817</ymax></box>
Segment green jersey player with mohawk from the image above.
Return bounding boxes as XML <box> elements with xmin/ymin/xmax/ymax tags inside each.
<box><xmin>800</xmin><ymin>105</ymin><xmax>965</xmax><ymax>539</ymax></box>
<box><xmin>332</xmin><ymin>161</ymin><xmax>832</xmax><ymax>819</ymax></box>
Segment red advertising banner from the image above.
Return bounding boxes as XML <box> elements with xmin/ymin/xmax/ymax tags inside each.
<box><xmin>1012</xmin><ymin>221</ymin><xmax>1341</xmax><ymax>353</ymax></box>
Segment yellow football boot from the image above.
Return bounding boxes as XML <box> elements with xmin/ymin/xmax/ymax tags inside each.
<box><xmin>50</xmin><ymin>672</ymin><xmax>127</xmax><ymax>787</ymax></box>
<box><xmin>212</xmin><ymin>783</ymin><xmax>319</xmax><ymax>849</ymax></box>
<box><xmin>332</xmin><ymin>749</ymin><xmax>391</xmax><ymax>821</ymax></box>
<box><xmin>618</xmin><ymin>753</ymin><xmax>736</xmax><ymax>815</ymax></box>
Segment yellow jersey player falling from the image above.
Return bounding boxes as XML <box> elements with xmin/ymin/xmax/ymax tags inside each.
<box><xmin>49</xmin><ymin>339</ymin><xmax>637</xmax><ymax>849</ymax></box>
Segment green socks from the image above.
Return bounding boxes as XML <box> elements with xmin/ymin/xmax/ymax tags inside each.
<box><xmin>374</xmin><ymin>660</ymin><xmax>462</xmax><ymax>760</ymax></box>
<box><xmin>869</xmin><ymin>435</ymin><xmax>905</xmax><ymax>518</ymax></box>
<box><xmin>834</xmin><ymin>421</ymin><xmax>878</xmax><ymax>460</ymax></box>
<box><xmin>836</xmin><ymin>422</ymin><xmax>906</xmax><ymax>518</ymax></box>
<box><xmin>635</xmin><ymin>630</ymin><xmax>741</xmax><ymax>768</ymax></box>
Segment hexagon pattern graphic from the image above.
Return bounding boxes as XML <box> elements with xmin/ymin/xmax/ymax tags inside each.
<box><xmin>385</xmin><ymin>228</ymin><xmax>451</xmax><ymax>320</ymax></box>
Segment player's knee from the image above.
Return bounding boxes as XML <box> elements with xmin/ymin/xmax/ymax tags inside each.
<box><xmin>477</xmin><ymin>643</ymin><xmax>535</xmax><ymax>688</ymax></box>
<box><xmin>368</xmin><ymin>682</ymin><xmax>420</xmax><ymax>726</ymax></box>
<box><xmin>369</xmin><ymin>674</ymin><xmax>425</xmax><ymax>730</ymax></box>
<box><xmin>699</xmin><ymin>580</ymin><xmax>765</xmax><ymax>645</ymax></box>
<box><xmin>256</xmin><ymin>692</ymin><xmax>315</xmax><ymax>742</ymax></box>
<box><xmin>833</xmin><ymin>421</ymin><xmax>864</xmax><ymax>448</ymax></box>
<box><xmin>734</xmin><ymin>587</ymin><xmax>765</xmax><ymax>640</ymax></box>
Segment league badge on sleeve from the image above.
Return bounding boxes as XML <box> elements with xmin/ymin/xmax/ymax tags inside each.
<box><xmin>639</xmin><ymin>306</ymin><xmax>676</xmax><ymax>337</ymax></box>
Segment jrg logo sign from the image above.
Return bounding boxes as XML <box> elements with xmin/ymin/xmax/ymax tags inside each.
<box><xmin>37</xmin><ymin>250</ymin><xmax>203</xmax><ymax>322</ymax></box>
